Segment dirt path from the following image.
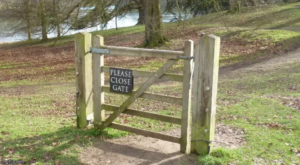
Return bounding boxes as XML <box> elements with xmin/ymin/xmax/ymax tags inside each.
<box><xmin>220</xmin><ymin>48</ymin><xmax>300</xmax><ymax>77</ymax></box>
<box><xmin>79</xmin><ymin>124</ymin><xmax>245</xmax><ymax>165</ymax></box>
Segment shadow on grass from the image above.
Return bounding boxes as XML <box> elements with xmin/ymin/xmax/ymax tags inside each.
<box><xmin>1</xmin><ymin>125</ymin><xmax>197</xmax><ymax>165</ymax></box>
<box><xmin>270</xmin><ymin>17</ymin><xmax>300</xmax><ymax>31</ymax></box>
<box><xmin>80</xmin><ymin>137</ymin><xmax>197</xmax><ymax>165</ymax></box>
<box><xmin>0</xmin><ymin>126</ymin><xmax>103</xmax><ymax>164</ymax></box>
<box><xmin>235</xmin><ymin>8</ymin><xmax>300</xmax><ymax>29</ymax></box>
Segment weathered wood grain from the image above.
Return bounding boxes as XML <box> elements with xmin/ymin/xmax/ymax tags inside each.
<box><xmin>191</xmin><ymin>35</ymin><xmax>220</xmax><ymax>155</ymax></box>
<box><xmin>102</xmin><ymin>86</ymin><xmax>182</xmax><ymax>105</ymax></box>
<box><xmin>100</xmin><ymin>45</ymin><xmax>184</xmax><ymax>59</ymax></box>
<box><xmin>109</xmin><ymin>123</ymin><xmax>181</xmax><ymax>143</ymax></box>
<box><xmin>180</xmin><ymin>40</ymin><xmax>194</xmax><ymax>154</ymax></box>
<box><xmin>101</xmin><ymin>59</ymin><xmax>179</xmax><ymax>129</ymax></box>
<box><xmin>75</xmin><ymin>33</ymin><xmax>92</xmax><ymax>128</ymax></box>
<box><xmin>102</xmin><ymin>104</ymin><xmax>181</xmax><ymax>124</ymax></box>
<box><xmin>92</xmin><ymin>35</ymin><xmax>105</xmax><ymax>125</ymax></box>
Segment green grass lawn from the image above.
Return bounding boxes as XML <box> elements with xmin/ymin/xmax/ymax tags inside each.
<box><xmin>1</xmin><ymin>2</ymin><xmax>300</xmax><ymax>165</ymax></box>
<box><xmin>199</xmin><ymin>64</ymin><xmax>300</xmax><ymax>164</ymax></box>
<box><xmin>1</xmin><ymin>60</ymin><xmax>300</xmax><ymax>164</ymax></box>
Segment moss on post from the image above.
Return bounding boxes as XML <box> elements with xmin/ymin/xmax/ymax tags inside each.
<box><xmin>75</xmin><ymin>33</ymin><xmax>93</xmax><ymax>128</ymax></box>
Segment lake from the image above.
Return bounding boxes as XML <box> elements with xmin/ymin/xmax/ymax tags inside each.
<box><xmin>0</xmin><ymin>12</ymin><xmax>189</xmax><ymax>43</ymax></box>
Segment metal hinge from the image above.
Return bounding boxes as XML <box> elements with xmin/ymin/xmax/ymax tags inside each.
<box><xmin>177</xmin><ymin>56</ymin><xmax>194</xmax><ymax>60</ymax></box>
<box><xmin>90</xmin><ymin>47</ymin><xmax>110</xmax><ymax>54</ymax></box>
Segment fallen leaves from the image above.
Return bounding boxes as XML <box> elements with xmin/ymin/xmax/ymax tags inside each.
<box><xmin>267</xmin><ymin>96</ymin><xmax>300</xmax><ymax>111</ymax></box>
<box><xmin>290</xmin><ymin>148</ymin><xmax>300</xmax><ymax>157</ymax></box>
<box><xmin>256</xmin><ymin>121</ymin><xmax>289</xmax><ymax>130</ymax></box>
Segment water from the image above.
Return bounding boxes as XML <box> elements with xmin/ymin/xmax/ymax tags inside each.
<box><xmin>0</xmin><ymin>12</ymin><xmax>189</xmax><ymax>43</ymax></box>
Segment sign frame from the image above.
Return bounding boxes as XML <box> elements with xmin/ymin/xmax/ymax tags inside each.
<box><xmin>109</xmin><ymin>68</ymin><xmax>134</xmax><ymax>94</ymax></box>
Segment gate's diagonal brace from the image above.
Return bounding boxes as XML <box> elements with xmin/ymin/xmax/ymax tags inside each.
<box><xmin>101</xmin><ymin>59</ymin><xmax>179</xmax><ymax>129</ymax></box>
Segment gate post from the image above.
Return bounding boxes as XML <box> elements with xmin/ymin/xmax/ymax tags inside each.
<box><xmin>92</xmin><ymin>35</ymin><xmax>105</xmax><ymax>126</ymax></box>
<box><xmin>180</xmin><ymin>40</ymin><xmax>194</xmax><ymax>154</ymax></box>
<box><xmin>191</xmin><ymin>35</ymin><xmax>220</xmax><ymax>155</ymax></box>
<box><xmin>75</xmin><ymin>33</ymin><xmax>93</xmax><ymax>128</ymax></box>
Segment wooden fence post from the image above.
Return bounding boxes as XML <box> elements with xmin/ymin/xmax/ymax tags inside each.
<box><xmin>191</xmin><ymin>35</ymin><xmax>220</xmax><ymax>155</ymax></box>
<box><xmin>93</xmin><ymin>35</ymin><xmax>105</xmax><ymax>125</ymax></box>
<box><xmin>180</xmin><ymin>40</ymin><xmax>194</xmax><ymax>154</ymax></box>
<box><xmin>75</xmin><ymin>33</ymin><xmax>93</xmax><ymax>128</ymax></box>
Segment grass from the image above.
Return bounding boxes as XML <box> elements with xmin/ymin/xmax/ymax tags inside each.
<box><xmin>0</xmin><ymin>60</ymin><xmax>184</xmax><ymax>164</ymax></box>
<box><xmin>199</xmin><ymin>63</ymin><xmax>300</xmax><ymax>164</ymax></box>
<box><xmin>2</xmin><ymin>52</ymin><xmax>300</xmax><ymax>164</ymax></box>
<box><xmin>0</xmin><ymin>62</ymin><xmax>30</xmax><ymax>69</ymax></box>
<box><xmin>1</xmin><ymin>1</ymin><xmax>300</xmax><ymax>164</ymax></box>
<box><xmin>0</xmin><ymin>84</ymin><xmax>130</xmax><ymax>164</ymax></box>
<box><xmin>198</xmin><ymin>149</ymin><xmax>232</xmax><ymax>165</ymax></box>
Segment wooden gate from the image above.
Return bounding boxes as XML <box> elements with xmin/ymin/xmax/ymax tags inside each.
<box><xmin>75</xmin><ymin>32</ymin><xmax>220</xmax><ymax>155</ymax></box>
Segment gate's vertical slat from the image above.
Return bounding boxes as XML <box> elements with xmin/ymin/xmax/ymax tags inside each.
<box><xmin>180</xmin><ymin>40</ymin><xmax>194</xmax><ymax>154</ymax></box>
<box><xmin>93</xmin><ymin>35</ymin><xmax>105</xmax><ymax>125</ymax></box>
<box><xmin>75</xmin><ymin>33</ymin><xmax>93</xmax><ymax>128</ymax></box>
<box><xmin>101</xmin><ymin>59</ymin><xmax>179</xmax><ymax>129</ymax></box>
<box><xmin>191</xmin><ymin>35</ymin><xmax>220</xmax><ymax>155</ymax></box>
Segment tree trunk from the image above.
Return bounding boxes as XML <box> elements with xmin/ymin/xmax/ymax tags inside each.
<box><xmin>40</xmin><ymin>0</ymin><xmax>48</xmax><ymax>41</ymax></box>
<box><xmin>229</xmin><ymin>0</ymin><xmax>241</xmax><ymax>13</ymax></box>
<box><xmin>26</xmin><ymin>19</ymin><xmax>32</xmax><ymax>41</ymax></box>
<box><xmin>24</xmin><ymin>0</ymin><xmax>32</xmax><ymax>40</ymax></box>
<box><xmin>53</xmin><ymin>0</ymin><xmax>61</xmax><ymax>38</ymax></box>
<box><xmin>136</xmin><ymin>0</ymin><xmax>146</xmax><ymax>25</ymax></box>
<box><xmin>144</xmin><ymin>0</ymin><xmax>166</xmax><ymax>47</ymax></box>
<box><xmin>175</xmin><ymin>0</ymin><xmax>182</xmax><ymax>21</ymax></box>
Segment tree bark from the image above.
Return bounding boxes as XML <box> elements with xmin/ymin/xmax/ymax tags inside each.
<box><xmin>53</xmin><ymin>0</ymin><xmax>61</xmax><ymax>38</ymax></box>
<box><xmin>144</xmin><ymin>0</ymin><xmax>166</xmax><ymax>47</ymax></box>
<box><xmin>136</xmin><ymin>0</ymin><xmax>146</xmax><ymax>25</ymax></box>
<box><xmin>24</xmin><ymin>0</ymin><xmax>32</xmax><ymax>40</ymax></box>
<box><xmin>40</xmin><ymin>0</ymin><xmax>48</xmax><ymax>41</ymax></box>
<box><xmin>229</xmin><ymin>0</ymin><xmax>241</xmax><ymax>13</ymax></box>
<box><xmin>175</xmin><ymin>0</ymin><xmax>182</xmax><ymax>21</ymax></box>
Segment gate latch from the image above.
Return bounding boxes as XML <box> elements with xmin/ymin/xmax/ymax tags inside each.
<box><xmin>177</xmin><ymin>56</ymin><xmax>194</xmax><ymax>60</ymax></box>
<box><xmin>90</xmin><ymin>47</ymin><xmax>110</xmax><ymax>54</ymax></box>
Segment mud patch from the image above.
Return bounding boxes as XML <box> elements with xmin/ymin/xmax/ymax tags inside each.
<box><xmin>79</xmin><ymin>124</ymin><xmax>245</xmax><ymax>165</ymax></box>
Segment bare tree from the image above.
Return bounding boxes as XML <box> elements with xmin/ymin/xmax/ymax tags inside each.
<box><xmin>0</xmin><ymin>0</ymin><xmax>39</xmax><ymax>40</ymax></box>
<box><xmin>0</xmin><ymin>0</ymin><xmax>82</xmax><ymax>41</ymax></box>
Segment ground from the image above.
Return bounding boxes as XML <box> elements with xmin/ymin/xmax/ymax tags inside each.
<box><xmin>1</xmin><ymin>43</ymin><xmax>299</xmax><ymax>165</ymax></box>
<box><xmin>79</xmin><ymin>48</ymin><xmax>300</xmax><ymax>165</ymax></box>
<box><xmin>80</xmin><ymin>124</ymin><xmax>245</xmax><ymax>165</ymax></box>
<box><xmin>1</xmin><ymin>2</ymin><xmax>300</xmax><ymax>165</ymax></box>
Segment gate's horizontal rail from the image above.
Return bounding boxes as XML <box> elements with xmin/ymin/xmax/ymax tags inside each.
<box><xmin>109</xmin><ymin>123</ymin><xmax>181</xmax><ymax>143</ymax></box>
<box><xmin>103</xmin><ymin>104</ymin><xmax>181</xmax><ymax>124</ymax></box>
<box><xmin>102</xmin><ymin>86</ymin><xmax>182</xmax><ymax>105</ymax></box>
<box><xmin>101</xmin><ymin>45</ymin><xmax>184</xmax><ymax>59</ymax></box>
<box><xmin>102</xmin><ymin>66</ymin><xmax>183</xmax><ymax>82</ymax></box>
